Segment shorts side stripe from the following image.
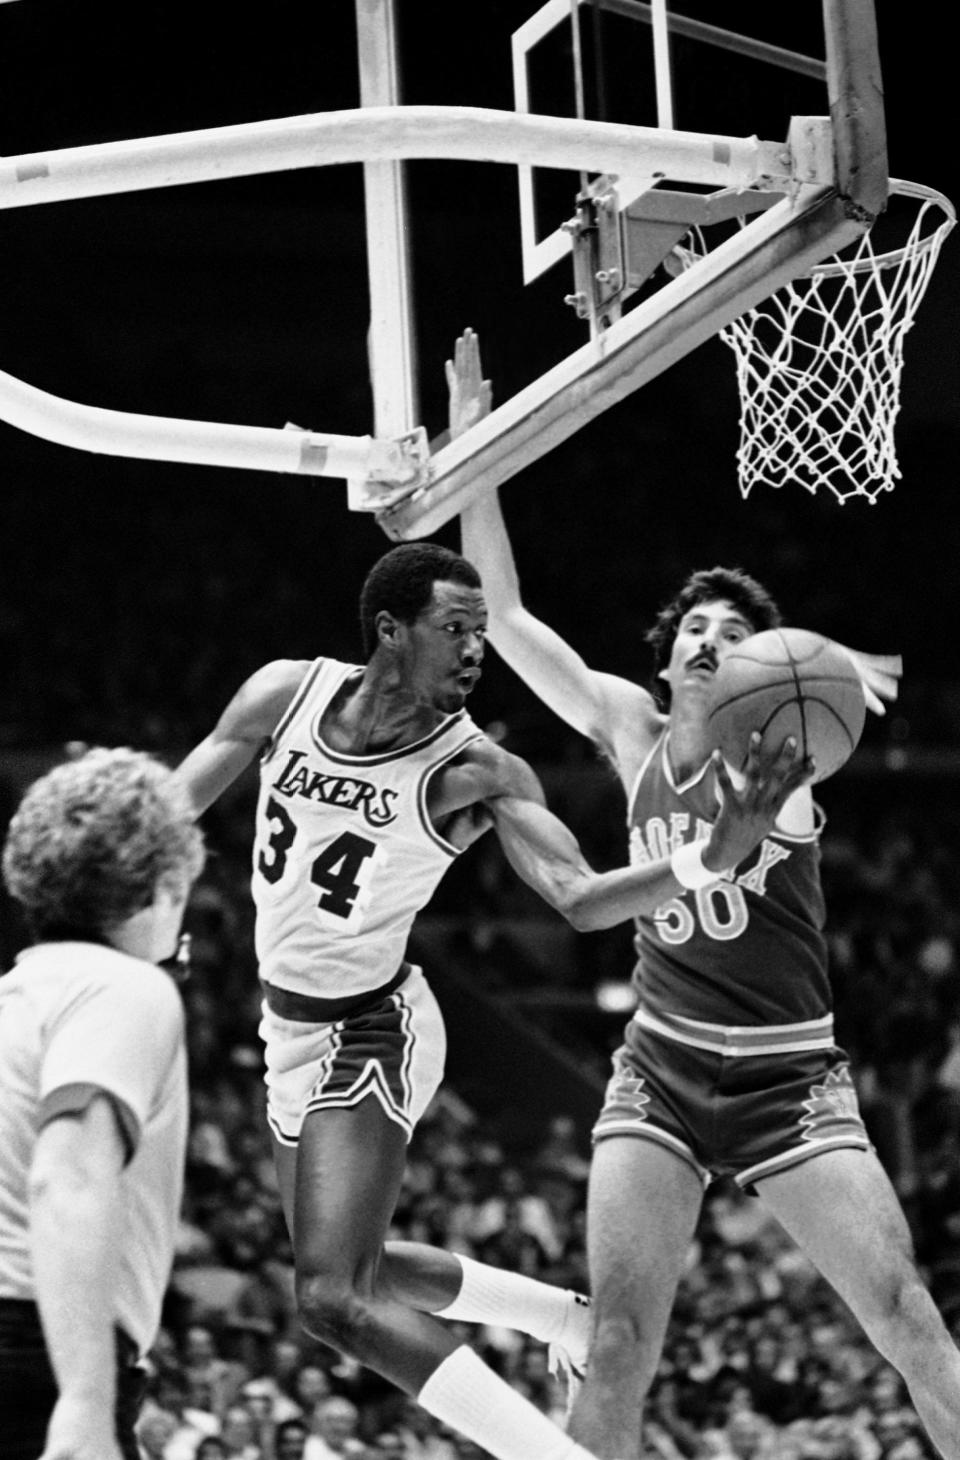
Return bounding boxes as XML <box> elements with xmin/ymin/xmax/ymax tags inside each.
<box><xmin>593</xmin><ymin>1119</ymin><xmax>710</xmax><ymax>1185</ymax></box>
<box><xmin>395</xmin><ymin>992</ymin><xmax>415</xmax><ymax>1110</ymax></box>
<box><xmin>266</xmin><ymin>1110</ymin><xmax>301</xmax><ymax>1148</ymax></box>
<box><xmin>736</xmin><ymin>1132</ymin><xmax>872</xmax><ymax>1188</ymax></box>
<box><xmin>304</xmin><ymin>1060</ymin><xmax>414</xmax><ymax>1136</ymax></box>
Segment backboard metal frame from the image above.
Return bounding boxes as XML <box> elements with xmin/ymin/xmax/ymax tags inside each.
<box><xmin>373</xmin><ymin>0</ymin><xmax>889</xmax><ymax>537</ymax></box>
<box><xmin>375</xmin><ymin>184</ymin><xmax>867</xmax><ymax>540</ymax></box>
<box><xmin>0</xmin><ymin>0</ymin><xmax>888</xmax><ymax>529</ymax></box>
<box><xmin>355</xmin><ymin>0</ymin><xmax>418</xmax><ymax>447</ymax></box>
<box><xmin>512</xmin><ymin>0</ymin><xmax>837</xmax><ymax>286</ymax></box>
<box><xmin>370</xmin><ymin>0</ymin><xmax>887</xmax><ymax>537</ymax></box>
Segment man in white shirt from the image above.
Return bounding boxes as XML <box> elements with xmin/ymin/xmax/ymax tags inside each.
<box><xmin>0</xmin><ymin>746</ymin><xmax>205</xmax><ymax>1460</ymax></box>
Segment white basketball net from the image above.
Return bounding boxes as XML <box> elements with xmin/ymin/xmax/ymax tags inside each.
<box><xmin>679</xmin><ymin>181</ymin><xmax>956</xmax><ymax>503</ymax></box>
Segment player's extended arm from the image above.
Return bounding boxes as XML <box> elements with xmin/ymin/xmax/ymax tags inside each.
<box><xmin>30</xmin><ymin>1097</ymin><xmax>126</xmax><ymax>1460</ymax></box>
<box><xmin>173</xmin><ymin>659</ymin><xmax>310</xmax><ymax>818</ymax></box>
<box><xmin>451</xmin><ymin>330</ymin><xmax>649</xmax><ymax>753</ymax></box>
<box><xmin>485</xmin><ymin>734</ymin><xmax>811</xmax><ymax>932</ymax></box>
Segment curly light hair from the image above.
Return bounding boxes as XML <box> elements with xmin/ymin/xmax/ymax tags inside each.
<box><xmin>2</xmin><ymin>746</ymin><xmax>206</xmax><ymax>940</ymax></box>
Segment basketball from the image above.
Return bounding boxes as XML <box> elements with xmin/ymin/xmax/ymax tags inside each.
<box><xmin>706</xmin><ymin>629</ymin><xmax>866</xmax><ymax>784</ymax></box>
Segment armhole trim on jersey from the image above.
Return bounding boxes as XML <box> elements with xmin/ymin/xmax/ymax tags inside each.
<box><xmin>262</xmin><ymin>658</ymin><xmax>329</xmax><ymax>765</ymax></box>
<box><xmin>418</xmin><ymin>732</ymin><xmax>488</xmax><ymax>855</ymax></box>
<box><xmin>626</xmin><ymin>732</ymin><xmax>666</xmax><ymax>826</ymax></box>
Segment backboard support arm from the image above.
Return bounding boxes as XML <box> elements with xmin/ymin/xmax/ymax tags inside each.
<box><xmin>355</xmin><ymin>0</ymin><xmax>419</xmax><ymax>465</ymax></box>
<box><xmin>373</xmin><ymin>187</ymin><xmax>869</xmax><ymax>540</ymax></box>
<box><xmin>0</xmin><ymin>0</ymin><xmax>889</xmax><ymax>517</ymax></box>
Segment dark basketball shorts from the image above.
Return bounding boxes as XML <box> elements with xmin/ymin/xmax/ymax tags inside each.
<box><xmin>593</xmin><ymin>1009</ymin><xmax>871</xmax><ymax>1189</ymax></box>
<box><xmin>258</xmin><ymin>963</ymin><xmax>446</xmax><ymax>1147</ymax></box>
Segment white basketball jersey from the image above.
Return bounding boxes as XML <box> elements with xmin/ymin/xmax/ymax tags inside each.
<box><xmin>253</xmin><ymin>657</ymin><xmax>484</xmax><ymax>998</ymax></box>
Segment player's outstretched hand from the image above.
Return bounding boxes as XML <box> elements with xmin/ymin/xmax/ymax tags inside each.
<box><xmin>706</xmin><ymin>733</ymin><xmax>814</xmax><ymax>873</ymax></box>
<box><xmin>831</xmin><ymin>641</ymin><xmax>903</xmax><ymax>716</ymax></box>
<box><xmin>446</xmin><ymin>327</ymin><xmax>492</xmax><ymax>440</ymax></box>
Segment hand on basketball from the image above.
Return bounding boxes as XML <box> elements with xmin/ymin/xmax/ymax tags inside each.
<box><xmin>706</xmin><ymin>733</ymin><xmax>814</xmax><ymax>873</ymax></box>
<box><xmin>446</xmin><ymin>327</ymin><xmax>492</xmax><ymax>440</ymax></box>
<box><xmin>830</xmin><ymin>641</ymin><xmax>903</xmax><ymax>716</ymax></box>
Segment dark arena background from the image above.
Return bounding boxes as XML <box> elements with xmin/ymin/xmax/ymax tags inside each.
<box><xmin>1</xmin><ymin>3</ymin><xmax>959</xmax><ymax>1455</ymax></box>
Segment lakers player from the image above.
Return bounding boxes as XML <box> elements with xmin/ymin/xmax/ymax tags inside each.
<box><xmin>174</xmin><ymin>539</ymin><xmax>807</xmax><ymax>1460</ymax></box>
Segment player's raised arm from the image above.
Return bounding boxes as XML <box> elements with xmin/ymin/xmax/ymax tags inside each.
<box><xmin>174</xmin><ymin>659</ymin><xmax>310</xmax><ymax>817</ymax></box>
<box><xmin>451</xmin><ymin>330</ymin><xmax>651</xmax><ymax>754</ymax></box>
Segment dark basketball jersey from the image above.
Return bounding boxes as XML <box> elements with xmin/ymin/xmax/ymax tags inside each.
<box><xmin>627</xmin><ymin>731</ymin><xmax>830</xmax><ymax>1027</ymax></box>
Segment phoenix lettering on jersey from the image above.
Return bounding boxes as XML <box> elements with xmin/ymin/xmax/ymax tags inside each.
<box><xmin>272</xmin><ymin>749</ymin><xmax>399</xmax><ymax>827</ymax></box>
<box><xmin>630</xmin><ymin>816</ymin><xmax>791</xmax><ymax>898</ymax></box>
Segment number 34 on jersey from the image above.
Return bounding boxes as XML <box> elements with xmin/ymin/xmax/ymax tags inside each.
<box><xmin>257</xmin><ymin>795</ymin><xmax>380</xmax><ymax>925</ymax></box>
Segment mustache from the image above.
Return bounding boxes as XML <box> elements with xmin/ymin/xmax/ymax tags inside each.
<box><xmin>687</xmin><ymin>648</ymin><xmax>718</xmax><ymax>670</ymax></box>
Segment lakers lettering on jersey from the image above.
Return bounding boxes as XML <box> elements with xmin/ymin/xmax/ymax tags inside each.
<box><xmin>252</xmin><ymin>657</ymin><xmax>483</xmax><ymax>1000</ymax></box>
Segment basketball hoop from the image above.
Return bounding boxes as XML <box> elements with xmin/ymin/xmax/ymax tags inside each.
<box><xmin>671</xmin><ymin>180</ymin><xmax>956</xmax><ymax>504</ymax></box>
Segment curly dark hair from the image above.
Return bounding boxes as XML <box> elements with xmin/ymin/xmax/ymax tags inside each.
<box><xmin>359</xmin><ymin>543</ymin><xmax>481</xmax><ymax>657</ymax></box>
<box><xmin>2</xmin><ymin>746</ymin><xmax>205</xmax><ymax>941</ymax></box>
<box><xmin>645</xmin><ymin>566</ymin><xmax>782</xmax><ymax>709</ymax></box>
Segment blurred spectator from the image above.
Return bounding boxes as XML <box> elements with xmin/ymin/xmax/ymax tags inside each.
<box><xmin>276</xmin><ymin>1418</ymin><xmax>311</xmax><ymax>1460</ymax></box>
<box><xmin>471</xmin><ymin>1167</ymin><xmax>563</xmax><ymax>1263</ymax></box>
<box><xmin>475</xmin><ymin>1198</ymin><xmax>551</xmax><ymax>1276</ymax></box>
<box><xmin>303</xmin><ymin>1395</ymin><xmax>363</xmax><ymax>1460</ymax></box>
<box><xmin>390</xmin><ymin>1399</ymin><xmax>460</xmax><ymax>1460</ymax></box>
<box><xmin>239</xmin><ymin>1360</ymin><xmax>306</xmax><ymax>1425</ymax></box>
<box><xmin>531</xmin><ymin>1116</ymin><xmax>590</xmax><ymax>1184</ymax></box>
<box><xmin>181</xmin><ymin>1370</ymin><xmax>224</xmax><ymax>1440</ymax></box>
<box><xmin>292</xmin><ymin>1362</ymin><xmax>334</xmax><ymax>1416</ymax></box>
<box><xmin>507</xmin><ymin>1343</ymin><xmax>567</xmax><ymax>1427</ymax></box>
<box><xmin>141</xmin><ymin>1373</ymin><xmax>220</xmax><ymax>1460</ymax></box>
<box><xmin>220</xmin><ymin>1402</ymin><xmax>263</xmax><ymax>1460</ymax></box>
<box><xmin>182</xmin><ymin>1322</ymin><xmax>248</xmax><ymax>1413</ymax></box>
<box><xmin>366</xmin><ymin>1431</ymin><xmax>408</xmax><ymax>1460</ymax></box>
<box><xmin>265</xmin><ymin>1339</ymin><xmax>311</xmax><ymax>1418</ymax></box>
<box><xmin>196</xmin><ymin>1441</ymin><xmax>231</xmax><ymax>1460</ymax></box>
<box><xmin>643</xmin><ymin>1376</ymin><xmax>701</xmax><ymax>1459</ymax></box>
<box><xmin>137</xmin><ymin>1407</ymin><xmax>181</xmax><ymax>1460</ymax></box>
<box><xmin>701</xmin><ymin>1407</ymin><xmax>780</xmax><ymax>1460</ymax></box>
<box><xmin>149</xmin><ymin>1326</ymin><xmax>190</xmax><ymax>1388</ymax></box>
<box><xmin>238</xmin><ymin>1378</ymin><xmax>282</xmax><ymax>1460</ymax></box>
<box><xmin>737</xmin><ymin>1334</ymin><xmax>800</xmax><ymax>1425</ymax></box>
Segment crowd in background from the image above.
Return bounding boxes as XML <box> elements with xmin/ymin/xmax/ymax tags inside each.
<box><xmin>1</xmin><ymin>552</ymin><xmax>958</xmax><ymax>1460</ymax></box>
<box><xmin>51</xmin><ymin>758</ymin><xmax>949</xmax><ymax>1460</ymax></box>
<box><xmin>134</xmin><ymin>1068</ymin><xmax>951</xmax><ymax>1460</ymax></box>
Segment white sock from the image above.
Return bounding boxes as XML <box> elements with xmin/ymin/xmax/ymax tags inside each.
<box><xmin>435</xmin><ymin>1255</ymin><xmax>588</xmax><ymax>1347</ymax></box>
<box><xmin>418</xmin><ymin>1345</ymin><xmax>596</xmax><ymax>1460</ymax></box>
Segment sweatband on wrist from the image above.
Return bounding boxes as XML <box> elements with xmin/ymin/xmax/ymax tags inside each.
<box><xmin>670</xmin><ymin>840</ymin><xmax>721</xmax><ymax>890</ymax></box>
